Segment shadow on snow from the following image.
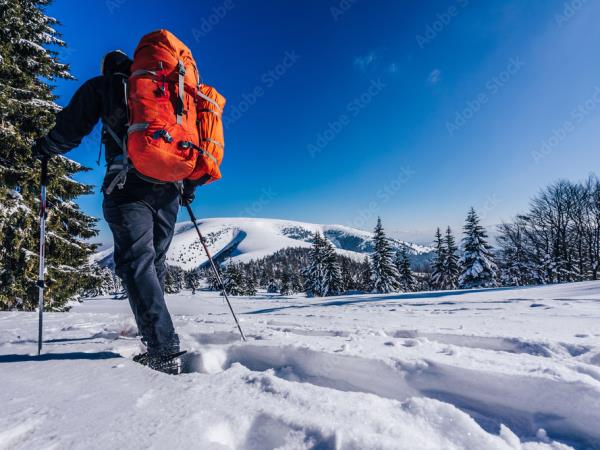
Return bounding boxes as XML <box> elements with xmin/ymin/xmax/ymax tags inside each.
<box><xmin>245</xmin><ymin>286</ymin><xmax>523</xmax><ymax>315</ymax></box>
<box><xmin>0</xmin><ymin>351</ymin><xmax>122</xmax><ymax>363</ymax></box>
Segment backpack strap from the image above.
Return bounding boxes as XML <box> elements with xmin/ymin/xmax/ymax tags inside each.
<box><xmin>176</xmin><ymin>60</ymin><xmax>186</xmax><ymax>125</ymax></box>
<box><xmin>178</xmin><ymin>141</ymin><xmax>219</xmax><ymax>166</ymax></box>
<box><xmin>103</xmin><ymin>74</ymin><xmax>132</xmax><ymax>195</ymax></box>
<box><xmin>104</xmin><ymin>124</ymin><xmax>129</xmax><ymax>195</ymax></box>
<box><xmin>96</xmin><ymin>128</ymin><xmax>104</xmax><ymax>166</ymax></box>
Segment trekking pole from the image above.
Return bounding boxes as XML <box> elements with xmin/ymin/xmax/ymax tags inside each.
<box><xmin>182</xmin><ymin>200</ymin><xmax>246</xmax><ymax>342</ymax></box>
<box><xmin>37</xmin><ymin>158</ymin><xmax>49</xmax><ymax>355</ymax></box>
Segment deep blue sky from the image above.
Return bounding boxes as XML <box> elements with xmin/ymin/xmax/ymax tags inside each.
<box><xmin>46</xmin><ymin>0</ymin><xmax>600</xmax><ymax>245</ymax></box>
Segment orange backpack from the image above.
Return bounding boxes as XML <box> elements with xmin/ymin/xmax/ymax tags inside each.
<box><xmin>106</xmin><ymin>30</ymin><xmax>225</xmax><ymax>192</ymax></box>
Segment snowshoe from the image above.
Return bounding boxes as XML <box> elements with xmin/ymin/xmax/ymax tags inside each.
<box><xmin>133</xmin><ymin>350</ymin><xmax>187</xmax><ymax>375</ymax></box>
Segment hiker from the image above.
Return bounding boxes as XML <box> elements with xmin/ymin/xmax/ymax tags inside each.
<box><xmin>33</xmin><ymin>50</ymin><xmax>193</xmax><ymax>373</ymax></box>
<box><xmin>34</xmin><ymin>30</ymin><xmax>226</xmax><ymax>374</ymax></box>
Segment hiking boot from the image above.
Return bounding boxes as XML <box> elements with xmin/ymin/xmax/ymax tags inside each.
<box><xmin>133</xmin><ymin>352</ymin><xmax>149</xmax><ymax>365</ymax></box>
<box><xmin>133</xmin><ymin>350</ymin><xmax>186</xmax><ymax>375</ymax></box>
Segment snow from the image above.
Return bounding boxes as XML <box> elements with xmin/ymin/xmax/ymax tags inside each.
<box><xmin>1</xmin><ymin>282</ymin><xmax>599</xmax><ymax>449</ymax></box>
<box><xmin>16</xmin><ymin>38</ymin><xmax>46</xmax><ymax>54</ymax></box>
<box><xmin>96</xmin><ymin>217</ymin><xmax>433</xmax><ymax>271</ymax></box>
<box><xmin>26</xmin><ymin>98</ymin><xmax>60</xmax><ymax>111</ymax></box>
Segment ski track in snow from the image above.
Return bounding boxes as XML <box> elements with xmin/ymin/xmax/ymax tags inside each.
<box><xmin>2</xmin><ymin>283</ymin><xmax>600</xmax><ymax>449</ymax></box>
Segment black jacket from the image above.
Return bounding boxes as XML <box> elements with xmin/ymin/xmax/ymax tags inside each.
<box><xmin>35</xmin><ymin>52</ymin><xmax>196</xmax><ymax>197</ymax></box>
<box><xmin>36</xmin><ymin>52</ymin><xmax>131</xmax><ymax>165</ymax></box>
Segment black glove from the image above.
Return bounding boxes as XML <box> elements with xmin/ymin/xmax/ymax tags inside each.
<box><xmin>32</xmin><ymin>138</ymin><xmax>53</xmax><ymax>162</ymax></box>
<box><xmin>180</xmin><ymin>181</ymin><xmax>196</xmax><ymax>206</ymax></box>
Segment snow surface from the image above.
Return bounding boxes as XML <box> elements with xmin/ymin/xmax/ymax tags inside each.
<box><xmin>2</xmin><ymin>282</ymin><xmax>600</xmax><ymax>449</ymax></box>
<box><xmin>94</xmin><ymin>217</ymin><xmax>433</xmax><ymax>271</ymax></box>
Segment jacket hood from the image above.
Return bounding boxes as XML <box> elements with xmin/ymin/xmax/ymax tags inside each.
<box><xmin>101</xmin><ymin>50</ymin><xmax>132</xmax><ymax>76</ymax></box>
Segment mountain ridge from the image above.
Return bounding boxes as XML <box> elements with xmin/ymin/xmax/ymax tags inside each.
<box><xmin>94</xmin><ymin>217</ymin><xmax>433</xmax><ymax>271</ymax></box>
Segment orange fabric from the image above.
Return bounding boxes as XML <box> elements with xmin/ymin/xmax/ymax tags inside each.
<box><xmin>189</xmin><ymin>85</ymin><xmax>226</xmax><ymax>182</ymax></box>
<box><xmin>126</xmin><ymin>29</ymin><xmax>225</xmax><ymax>184</ymax></box>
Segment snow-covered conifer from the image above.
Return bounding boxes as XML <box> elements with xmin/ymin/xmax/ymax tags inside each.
<box><xmin>243</xmin><ymin>272</ymin><xmax>257</xmax><ymax>296</ymax></box>
<box><xmin>359</xmin><ymin>256</ymin><xmax>372</xmax><ymax>292</ymax></box>
<box><xmin>164</xmin><ymin>265</ymin><xmax>184</xmax><ymax>294</ymax></box>
<box><xmin>267</xmin><ymin>279</ymin><xmax>279</xmax><ymax>294</ymax></box>
<box><xmin>395</xmin><ymin>246</ymin><xmax>416</xmax><ymax>292</ymax></box>
<box><xmin>184</xmin><ymin>270</ymin><xmax>201</xmax><ymax>294</ymax></box>
<box><xmin>303</xmin><ymin>232</ymin><xmax>342</xmax><ymax>297</ymax></box>
<box><xmin>430</xmin><ymin>228</ymin><xmax>445</xmax><ymax>290</ymax></box>
<box><xmin>370</xmin><ymin>218</ymin><xmax>401</xmax><ymax>293</ymax></box>
<box><xmin>222</xmin><ymin>263</ymin><xmax>246</xmax><ymax>296</ymax></box>
<box><xmin>340</xmin><ymin>259</ymin><xmax>355</xmax><ymax>292</ymax></box>
<box><xmin>442</xmin><ymin>226</ymin><xmax>460</xmax><ymax>289</ymax></box>
<box><xmin>0</xmin><ymin>1</ymin><xmax>98</xmax><ymax>310</ymax></box>
<box><xmin>458</xmin><ymin>208</ymin><xmax>498</xmax><ymax>288</ymax></box>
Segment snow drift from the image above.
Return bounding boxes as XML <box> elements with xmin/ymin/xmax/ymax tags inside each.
<box><xmin>2</xmin><ymin>281</ymin><xmax>599</xmax><ymax>448</ymax></box>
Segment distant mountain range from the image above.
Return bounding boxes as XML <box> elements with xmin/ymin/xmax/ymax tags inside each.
<box><xmin>94</xmin><ymin>217</ymin><xmax>434</xmax><ymax>271</ymax></box>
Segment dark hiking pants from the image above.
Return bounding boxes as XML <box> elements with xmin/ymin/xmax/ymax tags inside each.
<box><xmin>103</xmin><ymin>173</ymin><xmax>180</xmax><ymax>354</ymax></box>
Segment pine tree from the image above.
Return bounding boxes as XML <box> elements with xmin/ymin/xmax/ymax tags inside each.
<box><xmin>442</xmin><ymin>226</ymin><xmax>460</xmax><ymax>290</ymax></box>
<box><xmin>0</xmin><ymin>1</ymin><xmax>99</xmax><ymax>310</ymax></box>
<box><xmin>302</xmin><ymin>232</ymin><xmax>342</xmax><ymax>297</ymax></box>
<box><xmin>267</xmin><ymin>278</ymin><xmax>279</xmax><ymax>294</ymax></box>
<box><xmin>395</xmin><ymin>247</ymin><xmax>416</xmax><ymax>292</ymax></box>
<box><xmin>302</xmin><ymin>232</ymin><xmax>325</xmax><ymax>297</ymax></box>
<box><xmin>322</xmin><ymin>237</ymin><xmax>343</xmax><ymax>296</ymax></box>
<box><xmin>280</xmin><ymin>271</ymin><xmax>292</xmax><ymax>295</ymax></box>
<box><xmin>164</xmin><ymin>265</ymin><xmax>184</xmax><ymax>294</ymax></box>
<box><xmin>497</xmin><ymin>221</ymin><xmax>537</xmax><ymax>286</ymax></box>
<box><xmin>83</xmin><ymin>265</ymin><xmax>115</xmax><ymax>297</ymax></box>
<box><xmin>290</xmin><ymin>271</ymin><xmax>303</xmax><ymax>294</ymax></box>
<box><xmin>458</xmin><ymin>208</ymin><xmax>498</xmax><ymax>288</ymax></box>
<box><xmin>340</xmin><ymin>258</ymin><xmax>355</xmax><ymax>292</ymax></box>
<box><xmin>222</xmin><ymin>263</ymin><xmax>246</xmax><ymax>296</ymax></box>
<box><xmin>430</xmin><ymin>228</ymin><xmax>445</xmax><ymax>290</ymax></box>
<box><xmin>370</xmin><ymin>218</ymin><xmax>401</xmax><ymax>293</ymax></box>
<box><xmin>205</xmin><ymin>266</ymin><xmax>220</xmax><ymax>291</ymax></box>
<box><xmin>184</xmin><ymin>270</ymin><xmax>201</xmax><ymax>294</ymax></box>
<box><xmin>360</xmin><ymin>256</ymin><xmax>372</xmax><ymax>292</ymax></box>
<box><xmin>243</xmin><ymin>271</ymin><xmax>257</xmax><ymax>296</ymax></box>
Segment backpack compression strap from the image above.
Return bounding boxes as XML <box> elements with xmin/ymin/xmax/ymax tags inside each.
<box><xmin>104</xmin><ymin>124</ymin><xmax>129</xmax><ymax>195</ymax></box>
<box><xmin>176</xmin><ymin>60</ymin><xmax>185</xmax><ymax>125</ymax></box>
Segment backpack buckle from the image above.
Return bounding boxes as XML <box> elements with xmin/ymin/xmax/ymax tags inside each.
<box><xmin>152</xmin><ymin>129</ymin><xmax>173</xmax><ymax>143</ymax></box>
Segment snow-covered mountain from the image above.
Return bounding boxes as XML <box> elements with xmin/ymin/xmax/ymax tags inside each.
<box><xmin>94</xmin><ymin>217</ymin><xmax>433</xmax><ymax>271</ymax></box>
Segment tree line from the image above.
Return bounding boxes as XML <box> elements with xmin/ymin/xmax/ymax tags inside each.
<box><xmin>186</xmin><ymin>175</ymin><xmax>600</xmax><ymax>298</ymax></box>
<box><xmin>497</xmin><ymin>176</ymin><xmax>600</xmax><ymax>285</ymax></box>
<box><xmin>86</xmin><ymin>175</ymin><xmax>600</xmax><ymax>300</ymax></box>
